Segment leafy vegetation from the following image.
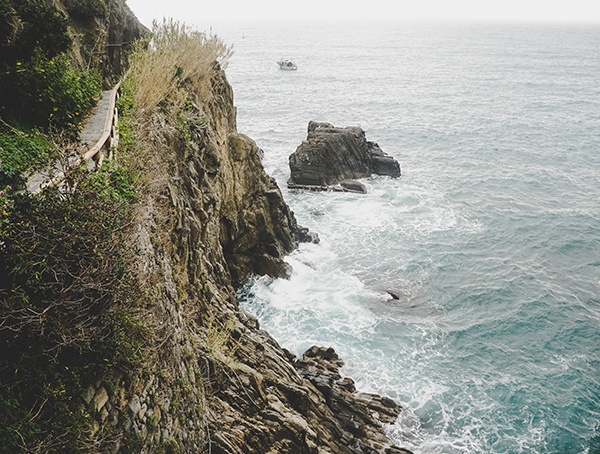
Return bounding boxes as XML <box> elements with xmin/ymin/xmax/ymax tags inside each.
<box><xmin>9</xmin><ymin>51</ymin><xmax>102</xmax><ymax>131</ymax></box>
<box><xmin>115</xmin><ymin>76</ymin><xmax>136</xmax><ymax>155</ymax></box>
<box><xmin>0</xmin><ymin>0</ymin><xmax>103</xmax><ymax>131</ymax></box>
<box><xmin>0</xmin><ymin>127</ymin><xmax>49</xmax><ymax>187</ymax></box>
<box><xmin>0</xmin><ymin>174</ymin><xmax>143</xmax><ymax>451</ymax></box>
<box><xmin>0</xmin><ymin>63</ymin><xmax>142</xmax><ymax>453</ymax></box>
<box><xmin>0</xmin><ymin>0</ymin><xmax>103</xmax><ymax>185</ymax></box>
<box><xmin>62</xmin><ymin>0</ymin><xmax>108</xmax><ymax>20</ymax></box>
<box><xmin>0</xmin><ymin>173</ymin><xmax>14</xmax><ymax>229</ymax></box>
<box><xmin>0</xmin><ymin>130</ymin><xmax>48</xmax><ymax>173</ymax></box>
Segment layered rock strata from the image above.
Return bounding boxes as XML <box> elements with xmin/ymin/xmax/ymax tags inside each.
<box><xmin>288</xmin><ymin>121</ymin><xmax>401</xmax><ymax>193</ymax></box>
<box><xmin>78</xmin><ymin>68</ymin><xmax>412</xmax><ymax>453</ymax></box>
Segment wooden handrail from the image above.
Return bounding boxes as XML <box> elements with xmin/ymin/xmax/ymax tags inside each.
<box><xmin>83</xmin><ymin>80</ymin><xmax>121</xmax><ymax>162</ymax></box>
<box><xmin>29</xmin><ymin>81</ymin><xmax>122</xmax><ymax>194</ymax></box>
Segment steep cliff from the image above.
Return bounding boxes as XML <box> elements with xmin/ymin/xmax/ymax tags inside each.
<box><xmin>83</xmin><ymin>68</ymin><xmax>410</xmax><ymax>453</ymax></box>
<box><xmin>0</xmin><ymin>6</ymin><xmax>412</xmax><ymax>453</ymax></box>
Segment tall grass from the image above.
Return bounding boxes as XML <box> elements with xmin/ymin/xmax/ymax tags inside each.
<box><xmin>129</xmin><ymin>19</ymin><xmax>233</xmax><ymax>115</ymax></box>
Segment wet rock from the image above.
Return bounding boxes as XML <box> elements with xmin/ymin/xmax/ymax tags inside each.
<box><xmin>288</xmin><ymin>121</ymin><xmax>401</xmax><ymax>192</ymax></box>
<box><xmin>340</xmin><ymin>179</ymin><xmax>368</xmax><ymax>193</ymax></box>
<box><xmin>292</xmin><ymin>345</ymin><xmax>413</xmax><ymax>453</ymax></box>
<box><xmin>298</xmin><ymin>226</ymin><xmax>320</xmax><ymax>244</ymax></box>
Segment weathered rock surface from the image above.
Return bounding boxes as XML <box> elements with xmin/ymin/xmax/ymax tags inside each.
<box><xmin>56</xmin><ymin>0</ymin><xmax>148</xmax><ymax>82</ymax></box>
<box><xmin>105</xmin><ymin>0</ymin><xmax>149</xmax><ymax>76</ymax></box>
<box><xmin>204</xmin><ymin>325</ymin><xmax>414</xmax><ymax>454</ymax></box>
<box><xmin>74</xmin><ymin>66</ymin><xmax>413</xmax><ymax>453</ymax></box>
<box><xmin>10</xmin><ymin>7</ymin><xmax>409</xmax><ymax>448</ymax></box>
<box><xmin>288</xmin><ymin>121</ymin><xmax>401</xmax><ymax>191</ymax></box>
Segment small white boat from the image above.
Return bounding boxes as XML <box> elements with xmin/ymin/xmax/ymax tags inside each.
<box><xmin>277</xmin><ymin>59</ymin><xmax>297</xmax><ymax>70</ymax></box>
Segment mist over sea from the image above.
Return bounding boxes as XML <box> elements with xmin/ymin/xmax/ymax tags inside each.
<box><xmin>203</xmin><ymin>21</ymin><xmax>600</xmax><ymax>453</ymax></box>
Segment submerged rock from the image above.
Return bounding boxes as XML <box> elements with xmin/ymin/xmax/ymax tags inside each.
<box><xmin>340</xmin><ymin>179</ymin><xmax>368</xmax><ymax>194</ymax></box>
<box><xmin>288</xmin><ymin>121</ymin><xmax>401</xmax><ymax>192</ymax></box>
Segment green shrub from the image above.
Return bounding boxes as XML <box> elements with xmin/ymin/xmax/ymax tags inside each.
<box><xmin>115</xmin><ymin>78</ymin><xmax>136</xmax><ymax>155</ymax></box>
<box><xmin>9</xmin><ymin>51</ymin><xmax>102</xmax><ymax>133</ymax></box>
<box><xmin>0</xmin><ymin>397</ymin><xmax>40</xmax><ymax>454</ymax></box>
<box><xmin>88</xmin><ymin>159</ymin><xmax>139</xmax><ymax>205</ymax></box>
<box><xmin>0</xmin><ymin>182</ymin><xmax>15</xmax><ymax>229</ymax></box>
<box><xmin>0</xmin><ymin>176</ymin><xmax>142</xmax><ymax>451</ymax></box>
<box><xmin>0</xmin><ymin>130</ymin><xmax>49</xmax><ymax>187</ymax></box>
<box><xmin>63</xmin><ymin>0</ymin><xmax>107</xmax><ymax>19</ymax></box>
<box><xmin>0</xmin><ymin>1</ymin><xmax>102</xmax><ymax>134</ymax></box>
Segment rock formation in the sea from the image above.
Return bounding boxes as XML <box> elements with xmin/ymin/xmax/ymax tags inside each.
<box><xmin>288</xmin><ymin>121</ymin><xmax>401</xmax><ymax>193</ymax></box>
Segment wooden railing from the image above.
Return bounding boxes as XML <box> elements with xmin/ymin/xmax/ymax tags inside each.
<box><xmin>30</xmin><ymin>82</ymin><xmax>121</xmax><ymax>194</ymax></box>
<box><xmin>83</xmin><ymin>80</ymin><xmax>121</xmax><ymax>167</ymax></box>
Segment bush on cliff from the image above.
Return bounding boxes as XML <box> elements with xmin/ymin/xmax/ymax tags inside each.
<box><xmin>8</xmin><ymin>51</ymin><xmax>102</xmax><ymax>132</ymax></box>
<box><xmin>0</xmin><ymin>0</ymin><xmax>103</xmax><ymax>131</ymax></box>
<box><xmin>0</xmin><ymin>117</ymin><xmax>142</xmax><ymax>453</ymax></box>
<box><xmin>128</xmin><ymin>18</ymin><xmax>232</xmax><ymax>115</ymax></box>
<box><xmin>0</xmin><ymin>130</ymin><xmax>49</xmax><ymax>187</ymax></box>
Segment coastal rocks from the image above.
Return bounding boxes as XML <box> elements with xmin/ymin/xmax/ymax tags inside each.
<box><xmin>72</xmin><ymin>62</ymin><xmax>409</xmax><ymax>453</ymax></box>
<box><xmin>205</xmin><ymin>323</ymin><xmax>414</xmax><ymax>454</ymax></box>
<box><xmin>288</xmin><ymin>121</ymin><xmax>401</xmax><ymax>192</ymax></box>
<box><xmin>341</xmin><ymin>179</ymin><xmax>368</xmax><ymax>194</ymax></box>
<box><xmin>294</xmin><ymin>346</ymin><xmax>413</xmax><ymax>454</ymax></box>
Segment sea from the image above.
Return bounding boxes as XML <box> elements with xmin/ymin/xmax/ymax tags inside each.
<box><xmin>201</xmin><ymin>21</ymin><xmax>600</xmax><ymax>453</ymax></box>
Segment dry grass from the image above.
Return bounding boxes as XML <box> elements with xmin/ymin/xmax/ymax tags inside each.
<box><xmin>128</xmin><ymin>18</ymin><xmax>233</xmax><ymax>115</ymax></box>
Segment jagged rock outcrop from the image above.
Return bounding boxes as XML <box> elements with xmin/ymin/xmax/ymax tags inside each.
<box><xmin>288</xmin><ymin>121</ymin><xmax>401</xmax><ymax>193</ymax></box>
<box><xmin>295</xmin><ymin>346</ymin><xmax>413</xmax><ymax>454</ymax></box>
<box><xmin>105</xmin><ymin>0</ymin><xmax>148</xmax><ymax>76</ymax></box>
<box><xmin>160</xmin><ymin>70</ymin><xmax>316</xmax><ymax>285</ymax></box>
<box><xmin>203</xmin><ymin>322</ymin><xmax>412</xmax><ymax>454</ymax></box>
<box><xmin>74</xmin><ymin>69</ymin><xmax>411</xmax><ymax>453</ymax></box>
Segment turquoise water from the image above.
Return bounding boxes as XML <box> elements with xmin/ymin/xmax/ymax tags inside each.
<box><xmin>207</xmin><ymin>21</ymin><xmax>600</xmax><ymax>453</ymax></box>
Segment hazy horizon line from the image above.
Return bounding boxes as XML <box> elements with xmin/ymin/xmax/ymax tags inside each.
<box><xmin>136</xmin><ymin>16</ymin><xmax>600</xmax><ymax>30</ymax></box>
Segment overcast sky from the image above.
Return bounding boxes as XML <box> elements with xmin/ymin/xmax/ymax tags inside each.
<box><xmin>127</xmin><ymin>0</ymin><xmax>600</xmax><ymax>28</ymax></box>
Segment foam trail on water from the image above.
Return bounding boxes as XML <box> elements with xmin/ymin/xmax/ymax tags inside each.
<box><xmin>240</xmin><ymin>242</ymin><xmax>387</xmax><ymax>357</ymax></box>
<box><xmin>229</xmin><ymin>21</ymin><xmax>600</xmax><ymax>454</ymax></box>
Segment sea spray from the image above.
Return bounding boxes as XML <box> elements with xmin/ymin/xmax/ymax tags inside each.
<box><xmin>226</xmin><ymin>21</ymin><xmax>600</xmax><ymax>453</ymax></box>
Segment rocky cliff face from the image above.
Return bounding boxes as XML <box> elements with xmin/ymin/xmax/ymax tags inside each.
<box><xmin>105</xmin><ymin>0</ymin><xmax>148</xmax><ymax>75</ymax></box>
<box><xmin>78</xmin><ymin>67</ymin><xmax>413</xmax><ymax>453</ymax></box>
<box><xmin>0</xmin><ymin>4</ymin><xmax>410</xmax><ymax>451</ymax></box>
<box><xmin>58</xmin><ymin>0</ymin><xmax>148</xmax><ymax>81</ymax></box>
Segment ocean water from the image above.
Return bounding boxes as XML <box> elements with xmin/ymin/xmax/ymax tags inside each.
<box><xmin>206</xmin><ymin>21</ymin><xmax>600</xmax><ymax>453</ymax></box>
